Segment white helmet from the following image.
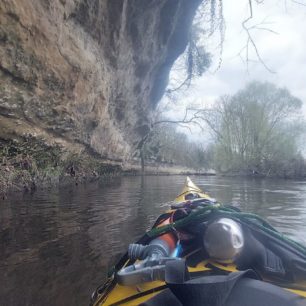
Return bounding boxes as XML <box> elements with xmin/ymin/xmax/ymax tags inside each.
<box><xmin>204</xmin><ymin>218</ymin><xmax>244</xmax><ymax>263</ymax></box>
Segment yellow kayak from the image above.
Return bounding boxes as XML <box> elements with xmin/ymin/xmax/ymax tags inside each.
<box><xmin>91</xmin><ymin>177</ymin><xmax>306</xmax><ymax>306</ymax></box>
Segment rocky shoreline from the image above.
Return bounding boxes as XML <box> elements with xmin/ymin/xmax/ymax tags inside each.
<box><xmin>0</xmin><ymin>164</ymin><xmax>215</xmax><ymax>199</ymax></box>
<box><xmin>0</xmin><ymin>137</ymin><xmax>215</xmax><ymax>198</ymax></box>
<box><xmin>2</xmin><ymin>135</ymin><xmax>304</xmax><ymax>199</ymax></box>
<box><xmin>0</xmin><ymin>136</ymin><xmax>122</xmax><ymax>198</ymax></box>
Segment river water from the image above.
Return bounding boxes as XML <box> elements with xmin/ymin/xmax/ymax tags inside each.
<box><xmin>1</xmin><ymin>175</ymin><xmax>306</xmax><ymax>306</ymax></box>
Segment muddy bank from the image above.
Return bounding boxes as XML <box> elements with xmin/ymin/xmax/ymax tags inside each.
<box><xmin>0</xmin><ymin>136</ymin><xmax>122</xmax><ymax>198</ymax></box>
<box><xmin>123</xmin><ymin>161</ymin><xmax>216</xmax><ymax>176</ymax></box>
<box><xmin>0</xmin><ymin>137</ymin><xmax>216</xmax><ymax>197</ymax></box>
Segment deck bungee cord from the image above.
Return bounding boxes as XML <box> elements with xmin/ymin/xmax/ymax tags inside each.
<box><xmin>90</xmin><ymin>178</ymin><xmax>306</xmax><ymax>306</ymax></box>
<box><xmin>147</xmin><ymin>204</ymin><xmax>306</xmax><ymax>256</ymax></box>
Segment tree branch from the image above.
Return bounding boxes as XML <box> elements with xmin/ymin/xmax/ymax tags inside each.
<box><xmin>241</xmin><ymin>0</ymin><xmax>276</xmax><ymax>73</ymax></box>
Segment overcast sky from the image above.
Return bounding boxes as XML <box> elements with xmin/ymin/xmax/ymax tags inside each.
<box><xmin>165</xmin><ymin>0</ymin><xmax>306</xmax><ymax>141</ymax></box>
<box><xmin>192</xmin><ymin>0</ymin><xmax>306</xmax><ymax>105</ymax></box>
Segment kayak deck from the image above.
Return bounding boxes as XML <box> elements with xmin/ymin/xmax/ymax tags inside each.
<box><xmin>91</xmin><ymin>177</ymin><xmax>306</xmax><ymax>306</ymax></box>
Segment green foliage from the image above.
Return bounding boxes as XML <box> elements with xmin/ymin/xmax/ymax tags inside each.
<box><xmin>0</xmin><ymin>136</ymin><xmax>121</xmax><ymax>194</ymax></box>
<box><xmin>209</xmin><ymin>81</ymin><xmax>305</xmax><ymax>176</ymax></box>
<box><xmin>142</xmin><ymin>124</ymin><xmax>212</xmax><ymax>170</ymax></box>
<box><xmin>166</xmin><ymin>16</ymin><xmax>212</xmax><ymax>94</ymax></box>
<box><xmin>186</xmin><ymin>23</ymin><xmax>212</xmax><ymax>79</ymax></box>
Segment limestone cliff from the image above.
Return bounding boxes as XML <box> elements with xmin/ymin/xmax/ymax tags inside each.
<box><xmin>0</xmin><ymin>0</ymin><xmax>201</xmax><ymax>164</ymax></box>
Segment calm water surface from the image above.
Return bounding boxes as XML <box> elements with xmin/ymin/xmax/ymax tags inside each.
<box><xmin>1</xmin><ymin>176</ymin><xmax>306</xmax><ymax>306</ymax></box>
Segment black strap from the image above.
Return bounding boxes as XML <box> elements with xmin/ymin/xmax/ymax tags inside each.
<box><xmin>142</xmin><ymin>262</ymin><xmax>306</xmax><ymax>306</ymax></box>
<box><xmin>165</xmin><ymin>260</ymin><xmax>258</xmax><ymax>306</ymax></box>
<box><xmin>108</xmin><ymin>285</ymin><xmax>167</xmax><ymax>306</ymax></box>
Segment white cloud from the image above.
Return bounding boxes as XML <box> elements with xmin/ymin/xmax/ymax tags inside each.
<box><xmin>165</xmin><ymin>0</ymin><xmax>306</xmax><ymax>140</ymax></box>
<box><xmin>193</xmin><ymin>0</ymin><xmax>306</xmax><ymax>103</ymax></box>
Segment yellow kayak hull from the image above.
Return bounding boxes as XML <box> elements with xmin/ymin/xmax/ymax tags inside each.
<box><xmin>174</xmin><ymin>176</ymin><xmax>211</xmax><ymax>203</ymax></box>
<box><xmin>92</xmin><ymin>177</ymin><xmax>306</xmax><ymax>305</ymax></box>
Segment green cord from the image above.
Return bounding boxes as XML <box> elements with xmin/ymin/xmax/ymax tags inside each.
<box><xmin>146</xmin><ymin>204</ymin><xmax>306</xmax><ymax>256</ymax></box>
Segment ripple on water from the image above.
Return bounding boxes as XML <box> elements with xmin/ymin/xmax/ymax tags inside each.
<box><xmin>1</xmin><ymin>176</ymin><xmax>306</xmax><ymax>306</ymax></box>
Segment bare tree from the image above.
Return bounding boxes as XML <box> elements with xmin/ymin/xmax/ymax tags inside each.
<box><xmin>200</xmin><ymin>82</ymin><xmax>304</xmax><ymax>174</ymax></box>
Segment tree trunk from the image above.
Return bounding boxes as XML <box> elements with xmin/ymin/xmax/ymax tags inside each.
<box><xmin>140</xmin><ymin>149</ymin><xmax>145</xmax><ymax>174</ymax></box>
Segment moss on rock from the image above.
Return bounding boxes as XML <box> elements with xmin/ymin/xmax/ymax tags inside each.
<box><xmin>0</xmin><ymin>136</ymin><xmax>122</xmax><ymax>197</ymax></box>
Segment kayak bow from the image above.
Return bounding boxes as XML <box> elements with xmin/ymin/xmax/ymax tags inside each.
<box><xmin>91</xmin><ymin>177</ymin><xmax>306</xmax><ymax>306</ymax></box>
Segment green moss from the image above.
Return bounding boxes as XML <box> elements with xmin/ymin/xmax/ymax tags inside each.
<box><xmin>0</xmin><ymin>136</ymin><xmax>122</xmax><ymax>196</ymax></box>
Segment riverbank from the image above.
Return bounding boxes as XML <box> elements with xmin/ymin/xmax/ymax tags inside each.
<box><xmin>3</xmin><ymin>149</ymin><xmax>306</xmax><ymax>198</ymax></box>
<box><xmin>0</xmin><ymin>137</ymin><xmax>123</xmax><ymax>198</ymax></box>
<box><xmin>0</xmin><ymin>163</ymin><xmax>215</xmax><ymax>198</ymax></box>
<box><xmin>0</xmin><ymin>139</ymin><xmax>215</xmax><ymax>197</ymax></box>
<box><xmin>217</xmin><ymin>168</ymin><xmax>306</xmax><ymax>180</ymax></box>
<box><xmin>3</xmin><ymin>141</ymin><xmax>306</xmax><ymax>198</ymax></box>
<box><xmin>122</xmin><ymin>161</ymin><xmax>215</xmax><ymax>176</ymax></box>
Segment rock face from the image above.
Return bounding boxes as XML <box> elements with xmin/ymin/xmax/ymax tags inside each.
<box><xmin>0</xmin><ymin>0</ymin><xmax>201</xmax><ymax>162</ymax></box>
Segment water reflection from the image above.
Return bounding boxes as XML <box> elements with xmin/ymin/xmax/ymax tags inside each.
<box><xmin>1</xmin><ymin>176</ymin><xmax>306</xmax><ymax>305</ymax></box>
